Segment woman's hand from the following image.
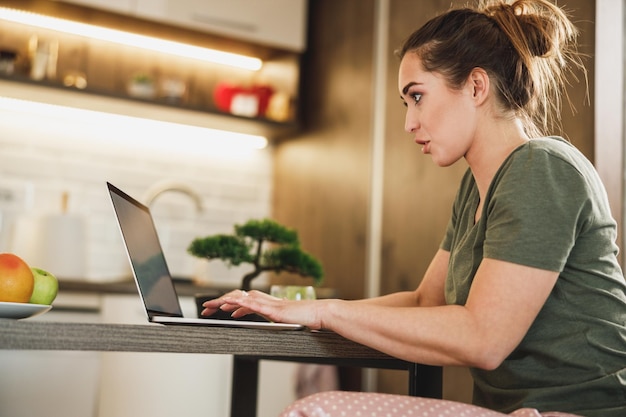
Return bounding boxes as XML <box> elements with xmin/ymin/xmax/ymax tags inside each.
<box><xmin>201</xmin><ymin>290</ymin><xmax>325</xmax><ymax>330</ymax></box>
<box><xmin>201</xmin><ymin>289</ymin><xmax>251</xmax><ymax>317</ymax></box>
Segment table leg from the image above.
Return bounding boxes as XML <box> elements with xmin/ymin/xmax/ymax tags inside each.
<box><xmin>231</xmin><ymin>357</ymin><xmax>259</xmax><ymax>417</ymax></box>
<box><xmin>408</xmin><ymin>364</ymin><xmax>442</xmax><ymax>398</ymax></box>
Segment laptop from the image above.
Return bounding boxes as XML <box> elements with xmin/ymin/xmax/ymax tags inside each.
<box><xmin>107</xmin><ymin>182</ymin><xmax>304</xmax><ymax>330</ymax></box>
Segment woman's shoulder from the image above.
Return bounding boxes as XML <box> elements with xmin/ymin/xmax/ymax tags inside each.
<box><xmin>510</xmin><ymin>136</ymin><xmax>591</xmax><ymax>174</ymax></box>
<box><xmin>495</xmin><ymin>136</ymin><xmax>605</xmax><ymax>201</ymax></box>
<box><xmin>527</xmin><ymin>135</ymin><xmax>576</xmax><ymax>151</ymax></box>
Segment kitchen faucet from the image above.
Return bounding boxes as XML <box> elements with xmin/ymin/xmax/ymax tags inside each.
<box><xmin>141</xmin><ymin>179</ymin><xmax>203</xmax><ymax>212</ymax></box>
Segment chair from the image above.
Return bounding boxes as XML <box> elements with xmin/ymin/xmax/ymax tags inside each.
<box><xmin>279</xmin><ymin>391</ymin><xmax>585</xmax><ymax>417</ymax></box>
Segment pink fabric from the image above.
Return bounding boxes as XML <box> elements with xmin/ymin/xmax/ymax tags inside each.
<box><xmin>279</xmin><ymin>391</ymin><xmax>584</xmax><ymax>417</ymax></box>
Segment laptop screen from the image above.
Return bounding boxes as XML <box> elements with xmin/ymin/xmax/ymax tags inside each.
<box><xmin>107</xmin><ymin>182</ymin><xmax>183</xmax><ymax>319</ymax></box>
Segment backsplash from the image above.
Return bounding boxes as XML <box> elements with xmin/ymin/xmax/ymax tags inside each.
<box><xmin>0</xmin><ymin>107</ymin><xmax>273</xmax><ymax>286</ymax></box>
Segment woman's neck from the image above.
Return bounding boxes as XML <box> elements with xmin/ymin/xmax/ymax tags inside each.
<box><xmin>466</xmin><ymin>118</ymin><xmax>530</xmax><ymax>199</ymax></box>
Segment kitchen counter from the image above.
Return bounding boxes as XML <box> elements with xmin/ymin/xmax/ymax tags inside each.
<box><xmin>58</xmin><ymin>279</ymin><xmax>338</xmax><ymax>298</ymax></box>
<box><xmin>58</xmin><ymin>278</ymin><xmax>229</xmax><ymax>298</ymax></box>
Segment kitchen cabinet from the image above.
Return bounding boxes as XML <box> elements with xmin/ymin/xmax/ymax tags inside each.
<box><xmin>0</xmin><ymin>11</ymin><xmax>299</xmax><ymax>140</ymax></box>
<box><xmin>134</xmin><ymin>0</ymin><xmax>308</xmax><ymax>52</ymax></box>
<box><xmin>2</xmin><ymin>0</ymin><xmax>303</xmax><ymax>139</ymax></box>
<box><xmin>0</xmin><ymin>293</ymin><xmax>102</xmax><ymax>417</ymax></box>
<box><xmin>97</xmin><ymin>294</ymin><xmax>233</xmax><ymax>417</ymax></box>
<box><xmin>55</xmin><ymin>0</ymin><xmax>308</xmax><ymax>52</ymax></box>
<box><xmin>97</xmin><ymin>294</ymin><xmax>298</xmax><ymax>417</ymax></box>
<box><xmin>52</xmin><ymin>0</ymin><xmax>135</xmax><ymax>14</ymax></box>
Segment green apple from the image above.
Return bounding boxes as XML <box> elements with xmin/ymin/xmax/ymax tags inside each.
<box><xmin>28</xmin><ymin>267</ymin><xmax>58</xmax><ymax>305</ymax></box>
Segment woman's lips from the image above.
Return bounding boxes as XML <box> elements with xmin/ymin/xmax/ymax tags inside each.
<box><xmin>415</xmin><ymin>139</ymin><xmax>430</xmax><ymax>154</ymax></box>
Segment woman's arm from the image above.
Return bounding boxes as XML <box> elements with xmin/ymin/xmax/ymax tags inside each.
<box><xmin>206</xmin><ymin>252</ymin><xmax>557</xmax><ymax>370</ymax></box>
<box><xmin>316</xmin><ymin>258</ymin><xmax>558</xmax><ymax>369</ymax></box>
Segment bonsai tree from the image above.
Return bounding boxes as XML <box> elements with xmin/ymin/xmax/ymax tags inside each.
<box><xmin>188</xmin><ymin>218</ymin><xmax>323</xmax><ymax>291</ymax></box>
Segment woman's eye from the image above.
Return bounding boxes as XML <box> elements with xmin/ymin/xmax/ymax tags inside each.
<box><xmin>401</xmin><ymin>93</ymin><xmax>422</xmax><ymax>107</ymax></box>
<box><xmin>410</xmin><ymin>93</ymin><xmax>422</xmax><ymax>104</ymax></box>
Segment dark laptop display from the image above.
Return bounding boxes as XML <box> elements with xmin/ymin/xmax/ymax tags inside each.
<box><xmin>107</xmin><ymin>181</ymin><xmax>303</xmax><ymax>330</ymax></box>
<box><xmin>108</xmin><ymin>182</ymin><xmax>183</xmax><ymax>319</ymax></box>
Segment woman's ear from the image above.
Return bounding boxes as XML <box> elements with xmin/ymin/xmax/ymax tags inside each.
<box><xmin>468</xmin><ymin>67</ymin><xmax>490</xmax><ymax>105</ymax></box>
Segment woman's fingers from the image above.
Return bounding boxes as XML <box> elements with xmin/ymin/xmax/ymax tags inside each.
<box><xmin>201</xmin><ymin>290</ymin><xmax>261</xmax><ymax>317</ymax></box>
<box><xmin>201</xmin><ymin>289</ymin><xmax>247</xmax><ymax>316</ymax></box>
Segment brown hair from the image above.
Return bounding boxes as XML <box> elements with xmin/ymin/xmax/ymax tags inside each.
<box><xmin>397</xmin><ymin>0</ymin><xmax>586</xmax><ymax>137</ymax></box>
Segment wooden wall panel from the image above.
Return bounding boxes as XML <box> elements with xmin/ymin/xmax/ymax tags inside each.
<box><xmin>379</xmin><ymin>0</ymin><xmax>471</xmax><ymax>400</ymax></box>
<box><xmin>559</xmin><ymin>0</ymin><xmax>596</xmax><ymax>160</ymax></box>
<box><xmin>381</xmin><ymin>0</ymin><xmax>468</xmax><ymax>295</ymax></box>
<box><xmin>272</xmin><ymin>0</ymin><xmax>376</xmax><ymax>301</ymax></box>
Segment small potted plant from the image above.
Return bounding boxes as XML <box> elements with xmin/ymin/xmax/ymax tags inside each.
<box><xmin>188</xmin><ymin>218</ymin><xmax>323</xmax><ymax>291</ymax></box>
<box><xmin>188</xmin><ymin>218</ymin><xmax>323</xmax><ymax>319</ymax></box>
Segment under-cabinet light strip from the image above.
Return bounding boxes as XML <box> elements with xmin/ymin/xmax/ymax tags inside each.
<box><xmin>0</xmin><ymin>96</ymin><xmax>268</xmax><ymax>152</ymax></box>
<box><xmin>0</xmin><ymin>7</ymin><xmax>263</xmax><ymax>71</ymax></box>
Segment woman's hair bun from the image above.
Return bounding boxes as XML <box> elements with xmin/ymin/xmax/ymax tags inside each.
<box><xmin>482</xmin><ymin>0</ymin><xmax>576</xmax><ymax>58</ymax></box>
<box><xmin>516</xmin><ymin>13</ymin><xmax>554</xmax><ymax>57</ymax></box>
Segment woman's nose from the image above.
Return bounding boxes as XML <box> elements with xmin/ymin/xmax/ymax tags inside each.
<box><xmin>404</xmin><ymin>111</ymin><xmax>417</xmax><ymax>133</ymax></box>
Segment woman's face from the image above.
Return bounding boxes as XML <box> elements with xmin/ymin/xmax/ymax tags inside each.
<box><xmin>398</xmin><ymin>53</ymin><xmax>478</xmax><ymax>167</ymax></box>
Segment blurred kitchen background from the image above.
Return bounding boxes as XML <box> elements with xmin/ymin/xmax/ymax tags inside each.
<box><xmin>0</xmin><ymin>1</ymin><xmax>620</xmax><ymax>417</ymax></box>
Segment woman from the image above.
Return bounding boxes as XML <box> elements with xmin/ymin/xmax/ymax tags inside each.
<box><xmin>203</xmin><ymin>1</ymin><xmax>626</xmax><ymax>416</ymax></box>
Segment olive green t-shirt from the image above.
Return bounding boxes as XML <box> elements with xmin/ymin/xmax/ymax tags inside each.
<box><xmin>441</xmin><ymin>137</ymin><xmax>626</xmax><ymax>416</ymax></box>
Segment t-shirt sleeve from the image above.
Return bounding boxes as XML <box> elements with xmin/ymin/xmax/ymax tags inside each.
<box><xmin>483</xmin><ymin>148</ymin><xmax>591</xmax><ymax>272</ymax></box>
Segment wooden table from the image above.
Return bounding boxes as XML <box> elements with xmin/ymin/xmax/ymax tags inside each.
<box><xmin>0</xmin><ymin>319</ymin><xmax>442</xmax><ymax>417</ymax></box>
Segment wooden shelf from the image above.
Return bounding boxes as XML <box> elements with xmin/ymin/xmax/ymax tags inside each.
<box><xmin>0</xmin><ymin>75</ymin><xmax>300</xmax><ymax>139</ymax></box>
<box><xmin>0</xmin><ymin>0</ymin><xmax>303</xmax><ymax>140</ymax></box>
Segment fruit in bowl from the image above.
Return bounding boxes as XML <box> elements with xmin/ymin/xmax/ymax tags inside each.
<box><xmin>0</xmin><ymin>253</ymin><xmax>34</xmax><ymax>303</ymax></box>
<box><xmin>29</xmin><ymin>267</ymin><xmax>58</xmax><ymax>305</ymax></box>
<box><xmin>0</xmin><ymin>253</ymin><xmax>58</xmax><ymax>305</ymax></box>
